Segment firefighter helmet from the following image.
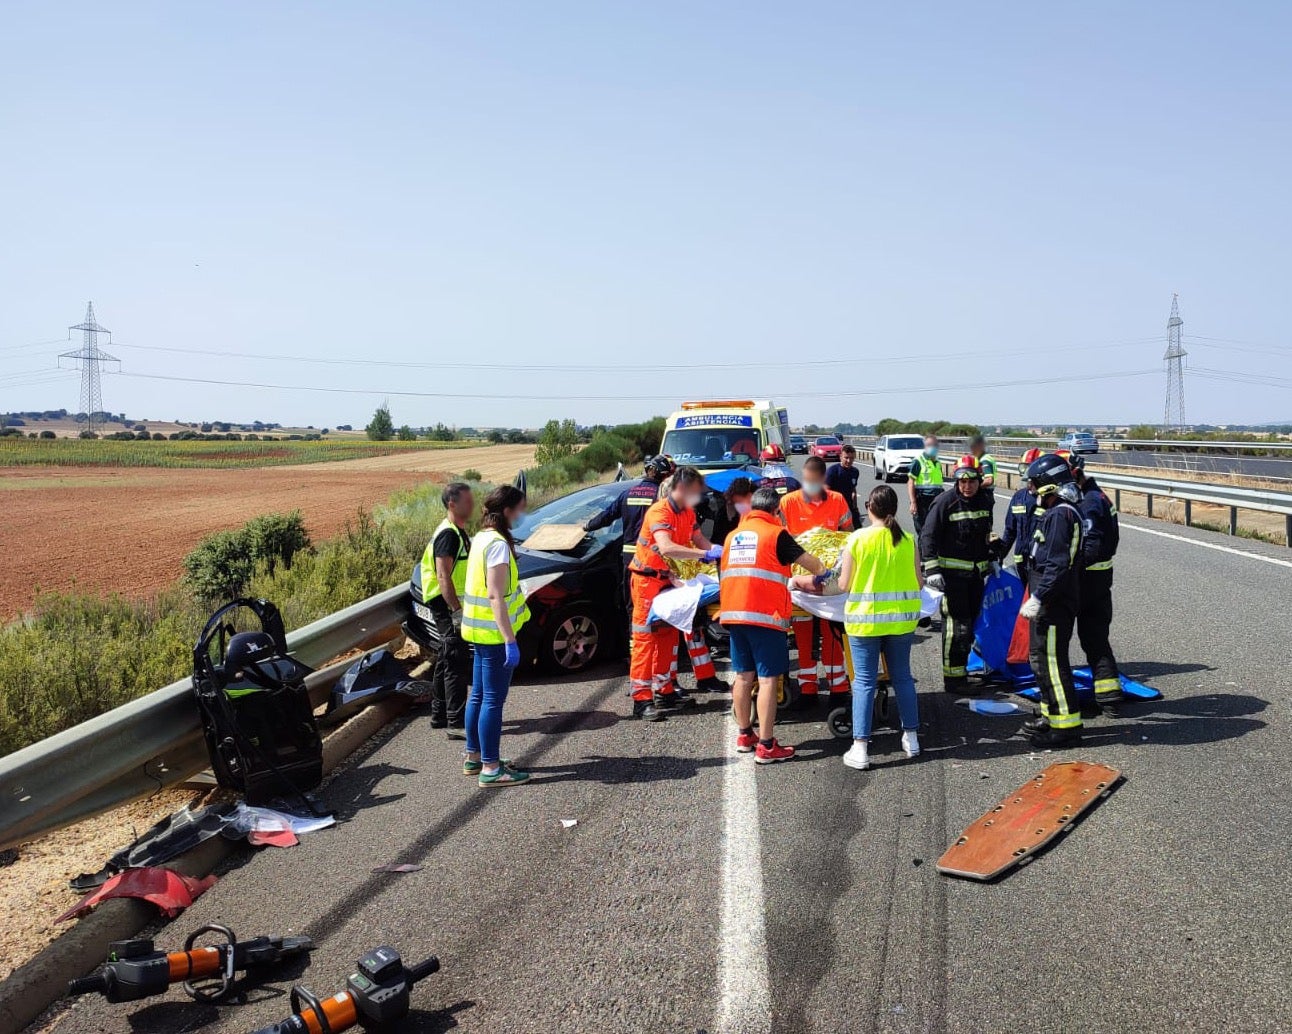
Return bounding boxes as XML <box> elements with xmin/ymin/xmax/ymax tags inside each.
<box><xmin>1018</xmin><ymin>447</ymin><xmax>1043</xmax><ymax>476</ymax></box>
<box><xmin>952</xmin><ymin>454</ymin><xmax>982</xmax><ymax>480</ymax></box>
<box><xmin>760</xmin><ymin>444</ymin><xmax>785</xmax><ymax>463</ymax></box>
<box><xmin>643</xmin><ymin>454</ymin><xmax>676</xmax><ymax>481</ymax></box>
<box><xmin>1026</xmin><ymin>453</ymin><xmax>1077</xmax><ymax>499</ymax></box>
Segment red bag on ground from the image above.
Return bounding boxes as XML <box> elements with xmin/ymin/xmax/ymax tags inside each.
<box><xmin>56</xmin><ymin>867</ymin><xmax>217</xmax><ymax>922</ymax></box>
<box><xmin>1006</xmin><ymin>590</ymin><xmax>1032</xmax><ymax>666</ymax></box>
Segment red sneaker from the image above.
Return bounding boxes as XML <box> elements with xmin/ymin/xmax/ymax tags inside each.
<box><xmin>755</xmin><ymin>739</ymin><xmax>796</xmax><ymax>765</ymax></box>
<box><xmin>735</xmin><ymin>730</ymin><xmax>759</xmax><ymax>753</ymax></box>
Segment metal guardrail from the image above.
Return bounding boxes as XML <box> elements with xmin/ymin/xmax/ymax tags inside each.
<box><xmin>0</xmin><ymin>585</ymin><xmax>408</xmax><ymax>853</ymax></box>
<box><xmin>843</xmin><ymin>434</ymin><xmax>1292</xmax><ymax>455</ymax></box>
<box><xmin>849</xmin><ymin>445</ymin><xmax>1292</xmax><ymax>545</ymax></box>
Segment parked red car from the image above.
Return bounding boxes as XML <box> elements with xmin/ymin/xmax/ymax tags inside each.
<box><xmin>809</xmin><ymin>435</ymin><xmax>843</xmax><ymax>461</ymax></box>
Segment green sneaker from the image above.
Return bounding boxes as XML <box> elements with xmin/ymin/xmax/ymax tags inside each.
<box><xmin>478</xmin><ymin>764</ymin><xmax>530</xmax><ymax>788</ymax></box>
<box><xmin>463</xmin><ymin>756</ymin><xmax>509</xmax><ymax>776</ymax></box>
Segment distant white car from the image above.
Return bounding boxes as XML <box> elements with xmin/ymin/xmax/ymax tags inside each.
<box><xmin>873</xmin><ymin>434</ymin><xmax>927</xmax><ymax>481</ymax></box>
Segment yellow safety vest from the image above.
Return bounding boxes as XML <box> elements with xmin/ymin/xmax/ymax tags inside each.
<box><xmin>417</xmin><ymin>518</ymin><xmax>469</xmax><ymax>602</ymax></box>
<box><xmin>843</xmin><ymin>525</ymin><xmax>921</xmax><ymax>638</ymax></box>
<box><xmin>912</xmin><ymin>456</ymin><xmax>944</xmax><ymax>491</ymax></box>
<box><xmin>461</xmin><ymin>529</ymin><xmax>530</xmax><ymax>645</ymax></box>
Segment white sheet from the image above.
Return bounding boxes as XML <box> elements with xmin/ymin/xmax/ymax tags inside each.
<box><xmin>650</xmin><ymin>574</ymin><xmax>718</xmax><ymax>632</ymax></box>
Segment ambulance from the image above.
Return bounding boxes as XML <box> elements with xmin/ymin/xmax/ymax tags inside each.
<box><xmin>658</xmin><ymin>399</ymin><xmax>791</xmax><ymax>473</ymax></box>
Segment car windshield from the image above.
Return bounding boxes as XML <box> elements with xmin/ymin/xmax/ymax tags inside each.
<box><xmin>660</xmin><ymin>427</ymin><xmax>762</xmax><ymax>467</ymax></box>
<box><xmin>888</xmin><ymin>436</ymin><xmax>924</xmax><ymax>450</ymax></box>
<box><xmin>816</xmin><ymin>436</ymin><xmax>840</xmax><ymax>445</ymax></box>
<box><xmin>513</xmin><ymin>482</ymin><xmax>625</xmax><ymax>558</ymax></box>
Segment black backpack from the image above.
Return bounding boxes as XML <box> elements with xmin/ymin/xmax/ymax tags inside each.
<box><xmin>191</xmin><ymin>598</ymin><xmax>324</xmax><ymax>810</ymax></box>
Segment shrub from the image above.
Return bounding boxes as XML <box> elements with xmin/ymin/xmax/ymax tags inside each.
<box><xmin>461</xmin><ymin>468</ymin><xmax>483</xmax><ymax>481</ymax></box>
<box><xmin>39</xmin><ymin>430</ymin><xmax>55</xmax><ymax>439</ymax></box>
<box><xmin>183</xmin><ymin>529</ymin><xmax>256</xmax><ymax>602</ymax></box>
<box><xmin>152</xmin><ymin>432</ymin><xmax>166</xmax><ymax>440</ymax></box>
<box><xmin>244</xmin><ymin>512</ymin><xmax>311</xmax><ymax>574</ymax></box>
<box><xmin>534</xmin><ymin>418</ymin><xmax>579</xmax><ymax>465</ymax></box>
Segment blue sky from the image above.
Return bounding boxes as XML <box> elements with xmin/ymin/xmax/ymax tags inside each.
<box><xmin>2</xmin><ymin>2</ymin><xmax>1290</xmax><ymax>429</ymax></box>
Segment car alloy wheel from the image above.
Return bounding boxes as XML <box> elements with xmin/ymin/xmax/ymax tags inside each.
<box><xmin>546</xmin><ymin>608</ymin><xmax>601</xmax><ymax>672</ymax></box>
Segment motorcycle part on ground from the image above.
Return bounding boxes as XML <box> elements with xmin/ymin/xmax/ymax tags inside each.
<box><xmin>67</xmin><ymin>924</ymin><xmax>314</xmax><ymax>1003</ymax></box>
<box><xmin>249</xmin><ymin>946</ymin><xmax>439</xmax><ymax>1034</ymax></box>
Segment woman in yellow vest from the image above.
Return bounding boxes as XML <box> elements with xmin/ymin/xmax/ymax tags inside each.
<box><xmin>461</xmin><ymin>485</ymin><xmax>531</xmax><ymax>787</ymax></box>
<box><xmin>836</xmin><ymin>485</ymin><xmax>923</xmax><ymax>771</ymax></box>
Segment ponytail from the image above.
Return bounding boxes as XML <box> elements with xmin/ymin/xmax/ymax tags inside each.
<box><xmin>866</xmin><ymin>485</ymin><xmax>904</xmax><ymax>546</ymax></box>
<box><xmin>481</xmin><ymin>484</ymin><xmax>526</xmax><ymax>552</ymax></box>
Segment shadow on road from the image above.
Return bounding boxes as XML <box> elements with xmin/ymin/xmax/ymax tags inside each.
<box><xmin>503</xmin><ymin>708</ymin><xmax>621</xmax><ymax>736</ymax></box>
<box><xmin>405</xmin><ymin>998</ymin><xmax>476</xmax><ymax>1031</ymax></box>
<box><xmin>329</xmin><ymin>760</ymin><xmax>417</xmax><ymax>821</ymax></box>
<box><xmin>526</xmin><ymin>752</ymin><xmax>727</xmax><ymax>786</ymax></box>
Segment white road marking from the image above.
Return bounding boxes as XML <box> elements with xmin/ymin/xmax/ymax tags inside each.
<box><xmin>1121</xmin><ymin>521</ymin><xmax>1292</xmax><ymax>569</ymax></box>
<box><xmin>717</xmin><ymin>745</ymin><xmax>772</xmax><ymax>1034</ymax></box>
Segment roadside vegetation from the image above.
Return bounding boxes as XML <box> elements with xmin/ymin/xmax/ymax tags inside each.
<box><xmin>0</xmin><ymin>417</ymin><xmax>663</xmax><ymax>757</ymax></box>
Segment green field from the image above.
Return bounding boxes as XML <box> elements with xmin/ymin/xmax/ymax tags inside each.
<box><xmin>0</xmin><ymin>437</ymin><xmax>481</xmax><ymax>469</ymax></box>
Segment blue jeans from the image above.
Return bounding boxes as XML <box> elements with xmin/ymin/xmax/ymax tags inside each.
<box><xmin>848</xmin><ymin>632</ymin><xmax>919</xmax><ymax>739</ymax></box>
<box><xmin>466</xmin><ymin>643</ymin><xmax>512</xmax><ymax>764</ymax></box>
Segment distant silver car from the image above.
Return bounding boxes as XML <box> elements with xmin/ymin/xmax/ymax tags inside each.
<box><xmin>873</xmin><ymin>434</ymin><xmax>927</xmax><ymax>481</ymax></box>
<box><xmin>1058</xmin><ymin>431</ymin><xmax>1099</xmax><ymax>455</ymax></box>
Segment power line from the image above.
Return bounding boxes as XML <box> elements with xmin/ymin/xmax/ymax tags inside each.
<box><xmin>104</xmin><ymin>336</ymin><xmax>1163</xmax><ymax>374</ymax></box>
<box><xmin>108</xmin><ymin>367</ymin><xmax>1159</xmax><ymax>402</ymax></box>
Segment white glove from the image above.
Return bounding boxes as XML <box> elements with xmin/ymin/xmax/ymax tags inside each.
<box><xmin>925</xmin><ymin>572</ymin><xmax>945</xmax><ymax>592</ymax></box>
<box><xmin>1020</xmin><ymin>596</ymin><xmax>1041</xmax><ymax>621</ymax></box>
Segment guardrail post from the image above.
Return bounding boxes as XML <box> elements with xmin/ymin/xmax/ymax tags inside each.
<box><xmin>1229</xmin><ymin>507</ymin><xmax>1238</xmax><ymax>536</ymax></box>
<box><xmin>1286</xmin><ymin>514</ymin><xmax>1292</xmax><ymax>547</ymax></box>
<box><xmin>1114</xmin><ymin>488</ymin><xmax>1121</xmax><ymax>511</ymax></box>
<box><xmin>1147</xmin><ymin>494</ymin><xmax>1153</xmax><ymax>518</ymax></box>
<box><xmin>1184</xmin><ymin>499</ymin><xmax>1192</xmax><ymax>528</ymax></box>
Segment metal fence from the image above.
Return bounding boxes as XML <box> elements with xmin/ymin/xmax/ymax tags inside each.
<box><xmin>0</xmin><ymin>585</ymin><xmax>408</xmax><ymax>853</ymax></box>
<box><xmin>843</xmin><ymin>434</ymin><xmax>1292</xmax><ymax>455</ymax></box>
<box><xmin>848</xmin><ymin>444</ymin><xmax>1292</xmax><ymax>546</ymax></box>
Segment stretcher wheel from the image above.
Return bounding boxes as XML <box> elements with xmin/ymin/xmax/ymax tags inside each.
<box><xmin>827</xmin><ymin>705</ymin><xmax>852</xmax><ymax>739</ymax></box>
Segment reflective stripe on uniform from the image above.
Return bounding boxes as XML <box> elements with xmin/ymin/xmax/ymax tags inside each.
<box><xmin>939</xmin><ymin>556</ymin><xmax>976</xmax><ymax>571</ymax></box>
<box><xmin>723</xmin><ymin>609</ymin><xmax>790</xmax><ymax>629</ymax></box>
<box><xmin>948</xmin><ymin>510</ymin><xmax>991</xmax><ymax>522</ymax></box>
<box><xmin>721</xmin><ymin>567</ymin><xmax>788</xmax><ymax>586</ymax></box>
<box><xmin>847</xmin><ymin>590</ymin><xmax>920</xmax><ymax>604</ymax></box>
<box><xmin>1087</xmin><ymin>559</ymin><xmax>1114</xmax><ymax>571</ymax></box>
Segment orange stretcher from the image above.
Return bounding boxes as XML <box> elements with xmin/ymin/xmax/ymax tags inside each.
<box><xmin>937</xmin><ymin>761</ymin><xmax>1122</xmax><ymax>881</ymax></box>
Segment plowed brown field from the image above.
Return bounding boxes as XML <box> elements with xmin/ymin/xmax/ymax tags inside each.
<box><xmin>0</xmin><ymin>444</ymin><xmax>535</xmax><ymax>619</ymax></box>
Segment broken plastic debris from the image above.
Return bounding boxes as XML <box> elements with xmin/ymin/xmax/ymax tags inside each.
<box><xmin>372</xmin><ymin>863</ymin><xmax>423</xmax><ymax>874</ymax></box>
<box><xmin>1141</xmin><ymin>736</ymin><xmax>1149</xmax><ymax>741</ymax></box>
<box><xmin>560</xmin><ymin>819</ymin><xmax>578</xmax><ymax>829</ymax></box>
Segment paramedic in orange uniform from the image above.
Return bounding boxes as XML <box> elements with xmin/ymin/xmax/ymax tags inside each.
<box><xmin>628</xmin><ymin>466</ymin><xmax>721</xmax><ymax>721</ymax></box>
<box><xmin>780</xmin><ymin>455</ymin><xmax>854</xmax><ymax>704</ymax></box>
<box><xmin>722</xmin><ymin>486</ymin><xmax>829</xmax><ymax>763</ymax></box>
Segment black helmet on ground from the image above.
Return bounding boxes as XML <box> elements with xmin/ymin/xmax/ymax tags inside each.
<box><xmin>224</xmin><ymin>631</ymin><xmax>278</xmax><ymax>677</ymax></box>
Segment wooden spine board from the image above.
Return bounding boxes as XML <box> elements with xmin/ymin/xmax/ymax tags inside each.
<box><xmin>936</xmin><ymin>761</ymin><xmax>1122</xmax><ymax>881</ymax></box>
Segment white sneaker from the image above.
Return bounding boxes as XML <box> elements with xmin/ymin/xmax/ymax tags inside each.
<box><xmin>901</xmin><ymin>731</ymin><xmax>921</xmax><ymax>758</ymax></box>
<box><xmin>843</xmin><ymin>741</ymin><xmax>870</xmax><ymax>770</ymax></box>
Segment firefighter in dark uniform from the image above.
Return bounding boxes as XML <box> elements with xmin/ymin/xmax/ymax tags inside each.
<box><xmin>999</xmin><ymin>447</ymin><xmax>1043</xmax><ymax>584</ymax></box>
<box><xmin>918</xmin><ymin>455</ymin><xmax>995</xmax><ymax>695</ymax></box>
<box><xmin>584</xmin><ymin>454</ymin><xmax>676</xmax><ymax>612</ymax></box>
<box><xmin>1068</xmin><ymin>452</ymin><xmax>1123</xmax><ymax>713</ymax></box>
<box><xmin>1019</xmin><ymin>454</ymin><xmax>1085</xmax><ymax>748</ymax></box>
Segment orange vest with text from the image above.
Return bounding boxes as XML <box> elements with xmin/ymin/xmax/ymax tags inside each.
<box><xmin>719</xmin><ymin>509</ymin><xmax>792</xmax><ymax>631</ymax></box>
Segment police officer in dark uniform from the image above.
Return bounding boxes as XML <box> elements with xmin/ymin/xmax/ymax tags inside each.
<box><xmin>919</xmin><ymin>455</ymin><xmax>995</xmax><ymax>695</ymax></box>
<box><xmin>585</xmin><ymin>454</ymin><xmax>676</xmax><ymax>614</ymax></box>
<box><xmin>1068</xmin><ymin>452</ymin><xmax>1123</xmax><ymax>714</ymax></box>
<box><xmin>1019</xmin><ymin>454</ymin><xmax>1085</xmax><ymax>748</ymax></box>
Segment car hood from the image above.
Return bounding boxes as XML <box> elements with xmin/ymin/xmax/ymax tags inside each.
<box><xmin>516</xmin><ymin>548</ymin><xmax>583</xmax><ymax>577</ymax></box>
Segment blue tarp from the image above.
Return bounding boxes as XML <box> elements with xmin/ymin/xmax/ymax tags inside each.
<box><xmin>968</xmin><ymin>568</ymin><xmax>1162</xmax><ymax>701</ymax></box>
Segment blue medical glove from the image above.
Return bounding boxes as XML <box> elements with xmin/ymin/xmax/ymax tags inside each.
<box><xmin>702</xmin><ymin>545</ymin><xmax>724</xmax><ymax>562</ymax></box>
<box><xmin>504</xmin><ymin>640</ymin><xmax>522</xmax><ymax>669</ymax></box>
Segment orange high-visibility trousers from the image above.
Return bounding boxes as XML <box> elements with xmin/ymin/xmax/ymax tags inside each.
<box><xmin>665</xmin><ymin>630</ymin><xmax>716</xmax><ymax>690</ymax></box>
<box><xmin>794</xmin><ymin>614</ymin><xmax>849</xmax><ymax>695</ymax></box>
<box><xmin>630</xmin><ymin>575</ymin><xmax>677</xmax><ymax>702</ymax></box>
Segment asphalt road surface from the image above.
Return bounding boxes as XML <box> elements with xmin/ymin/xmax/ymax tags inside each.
<box><xmin>1088</xmin><ymin>450</ymin><xmax>1292</xmax><ymax>482</ymax></box>
<box><xmin>49</xmin><ymin>470</ymin><xmax>1292</xmax><ymax>1034</ymax></box>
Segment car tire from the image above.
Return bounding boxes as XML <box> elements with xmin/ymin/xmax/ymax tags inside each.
<box><xmin>539</xmin><ymin>605</ymin><xmax>603</xmax><ymax>674</ymax></box>
<box><xmin>874</xmin><ymin>463</ymin><xmax>883</xmax><ymax>480</ymax></box>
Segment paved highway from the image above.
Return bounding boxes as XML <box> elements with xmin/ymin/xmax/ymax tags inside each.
<box><xmin>1089</xmin><ymin>450</ymin><xmax>1292</xmax><ymax>482</ymax></box>
<box><xmin>49</xmin><ymin>468</ymin><xmax>1292</xmax><ymax>1034</ymax></box>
